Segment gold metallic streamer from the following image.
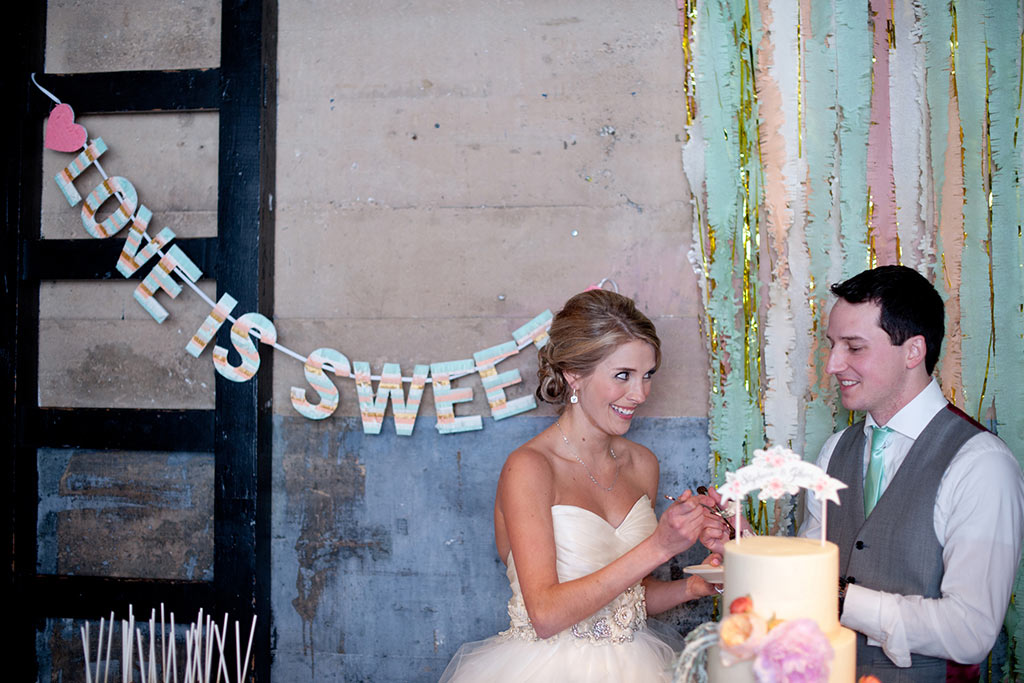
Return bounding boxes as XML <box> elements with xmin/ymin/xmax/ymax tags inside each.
<box><xmin>977</xmin><ymin>47</ymin><xmax>995</xmax><ymax>421</ymax></box>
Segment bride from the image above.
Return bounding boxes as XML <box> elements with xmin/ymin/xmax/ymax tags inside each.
<box><xmin>440</xmin><ymin>289</ymin><xmax>727</xmax><ymax>682</ymax></box>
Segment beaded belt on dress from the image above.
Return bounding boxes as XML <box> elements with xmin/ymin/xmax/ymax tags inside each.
<box><xmin>500</xmin><ymin>583</ymin><xmax>647</xmax><ymax>644</ymax></box>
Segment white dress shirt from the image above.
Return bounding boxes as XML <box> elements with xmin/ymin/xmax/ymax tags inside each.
<box><xmin>800</xmin><ymin>379</ymin><xmax>1024</xmax><ymax>667</ymax></box>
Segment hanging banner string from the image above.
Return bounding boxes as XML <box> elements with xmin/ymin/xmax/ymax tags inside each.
<box><xmin>32</xmin><ymin>74</ymin><xmax>315</xmax><ymax>365</ymax></box>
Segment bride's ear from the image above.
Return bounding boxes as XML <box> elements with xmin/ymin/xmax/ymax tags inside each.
<box><xmin>562</xmin><ymin>371</ymin><xmax>580</xmax><ymax>393</ymax></box>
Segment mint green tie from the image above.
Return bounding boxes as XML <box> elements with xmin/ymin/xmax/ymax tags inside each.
<box><xmin>864</xmin><ymin>425</ymin><xmax>892</xmax><ymax>516</ymax></box>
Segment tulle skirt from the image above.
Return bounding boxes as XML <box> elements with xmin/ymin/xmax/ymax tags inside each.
<box><xmin>439</xmin><ymin>620</ymin><xmax>683</xmax><ymax>682</ymax></box>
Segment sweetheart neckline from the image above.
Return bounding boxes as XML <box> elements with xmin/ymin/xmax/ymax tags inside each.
<box><xmin>550</xmin><ymin>494</ymin><xmax>651</xmax><ymax>530</ymax></box>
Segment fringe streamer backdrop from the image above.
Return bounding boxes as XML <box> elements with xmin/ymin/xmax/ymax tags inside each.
<box><xmin>679</xmin><ymin>0</ymin><xmax>1024</xmax><ymax>676</ymax></box>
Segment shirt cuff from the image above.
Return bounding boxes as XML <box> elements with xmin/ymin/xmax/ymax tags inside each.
<box><xmin>840</xmin><ymin>584</ymin><xmax>912</xmax><ymax>668</ymax></box>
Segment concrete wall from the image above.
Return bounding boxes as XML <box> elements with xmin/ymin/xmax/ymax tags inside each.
<box><xmin>38</xmin><ymin>1</ymin><xmax>711</xmax><ymax>680</ymax></box>
<box><xmin>271</xmin><ymin>416</ymin><xmax>711</xmax><ymax>681</ymax></box>
<box><xmin>272</xmin><ymin>0</ymin><xmax>707</xmax><ymax>420</ymax></box>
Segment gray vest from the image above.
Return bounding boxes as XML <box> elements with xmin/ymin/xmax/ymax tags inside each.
<box><xmin>826</xmin><ymin>405</ymin><xmax>984</xmax><ymax>682</ymax></box>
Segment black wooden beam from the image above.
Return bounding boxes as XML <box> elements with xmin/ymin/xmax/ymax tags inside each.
<box><xmin>213</xmin><ymin>1</ymin><xmax>277</xmax><ymax>679</ymax></box>
<box><xmin>29</xmin><ymin>408</ymin><xmax>215</xmax><ymax>451</ymax></box>
<box><xmin>22</xmin><ymin>237</ymin><xmax>219</xmax><ymax>281</ymax></box>
<box><xmin>8</xmin><ymin>5</ymin><xmax>48</xmax><ymax>682</ymax></box>
<box><xmin>29</xmin><ymin>575</ymin><xmax>216</xmax><ymax>622</ymax></box>
<box><xmin>28</xmin><ymin>69</ymin><xmax>221</xmax><ymax>116</ymax></box>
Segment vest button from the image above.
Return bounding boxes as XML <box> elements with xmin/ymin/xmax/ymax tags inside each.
<box><xmin>855</xmin><ymin>540</ymin><xmax>864</xmax><ymax>549</ymax></box>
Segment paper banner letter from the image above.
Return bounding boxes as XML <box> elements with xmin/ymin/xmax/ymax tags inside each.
<box><xmin>353</xmin><ymin>361</ymin><xmax>386</xmax><ymax>433</ymax></box>
<box><xmin>133</xmin><ymin>245</ymin><xmax>203</xmax><ymax>324</ymax></box>
<box><xmin>385</xmin><ymin>363</ymin><xmax>427</xmax><ymax>435</ymax></box>
<box><xmin>513</xmin><ymin>310</ymin><xmax>553</xmax><ymax>349</ymax></box>
<box><xmin>430</xmin><ymin>359</ymin><xmax>483</xmax><ymax>434</ymax></box>
<box><xmin>186</xmin><ymin>293</ymin><xmax>238</xmax><ymax>358</ymax></box>
<box><xmin>54</xmin><ymin>138</ymin><xmax>108</xmax><ymax>206</ymax></box>
<box><xmin>291</xmin><ymin>348</ymin><xmax>352</xmax><ymax>420</ymax></box>
<box><xmin>352</xmin><ymin>362</ymin><xmax>429</xmax><ymax>435</ymax></box>
<box><xmin>117</xmin><ymin>205</ymin><xmax>177</xmax><ymax>277</ymax></box>
<box><xmin>81</xmin><ymin>175</ymin><xmax>139</xmax><ymax>239</ymax></box>
<box><xmin>213</xmin><ymin>313</ymin><xmax>277</xmax><ymax>382</ymax></box>
<box><xmin>473</xmin><ymin>341</ymin><xmax>537</xmax><ymax>420</ymax></box>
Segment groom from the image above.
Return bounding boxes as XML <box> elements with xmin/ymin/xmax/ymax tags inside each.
<box><xmin>798</xmin><ymin>265</ymin><xmax>1024</xmax><ymax>681</ymax></box>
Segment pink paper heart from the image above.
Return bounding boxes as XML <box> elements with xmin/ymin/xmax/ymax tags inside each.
<box><xmin>45</xmin><ymin>103</ymin><xmax>88</xmax><ymax>152</ymax></box>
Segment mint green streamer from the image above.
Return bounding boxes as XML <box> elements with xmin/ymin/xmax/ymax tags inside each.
<box><xmin>696</xmin><ymin>0</ymin><xmax>746</xmax><ymax>483</ymax></box>
<box><xmin>980</xmin><ymin>3</ymin><xmax>1024</xmax><ymax>676</ymax></box>
<box><xmin>693</xmin><ymin>0</ymin><xmax>768</xmax><ymax>526</ymax></box>
<box><xmin>800</xmin><ymin>0</ymin><xmax>873</xmax><ymax>460</ymax></box>
<box><xmin>921</xmin><ymin>2</ymin><xmax>952</xmax><ymax>262</ymax></box>
<box><xmin>833</xmin><ymin>0</ymin><xmax>873</xmax><ymax>278</ymax></box>
<box><xmin>955</xmin><ymin>5</ymin><xmax>990</xmax><ymax>423</ymax></box>
<box><xmin>802</xmin><ymin>3</ymin><xmax>842</xmax><ymax>459</ymax></box>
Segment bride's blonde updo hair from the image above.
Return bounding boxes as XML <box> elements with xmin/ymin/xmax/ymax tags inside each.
<box><xmin>536</xmin><ymin>289</ymin><xmax>661</xmax><ymax>408</ymax></box>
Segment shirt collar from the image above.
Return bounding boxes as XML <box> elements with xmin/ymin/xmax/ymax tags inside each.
<box><xmin>865</xmin><ymin>378</ymin><xmax>946</xmax><ymax>440</ymax></box>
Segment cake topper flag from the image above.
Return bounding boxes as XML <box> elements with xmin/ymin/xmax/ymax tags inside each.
<box><xmin>717</xmin><ymin>445</ymin><xmax>847</xmax><ymax>545</ymax></box>
<box><xmin>45</xmin><ymin>103</ymin><xmax>88</xmax><ymax>153</ymax></box>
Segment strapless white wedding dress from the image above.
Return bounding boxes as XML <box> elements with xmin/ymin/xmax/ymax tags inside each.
<box><xmin>439</xmin><ymin>495</ymin><xmax>679</xmax><ymax>682</ymax></box>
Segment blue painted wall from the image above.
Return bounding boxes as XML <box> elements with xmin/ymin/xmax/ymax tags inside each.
<box><xmin>271</xmin><ymin>414</ymin><xmax>715</xmax><ymax>681</ymax></box>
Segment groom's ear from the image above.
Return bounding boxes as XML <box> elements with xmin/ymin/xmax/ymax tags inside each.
<box><xmin>904</xmin><ymin>334</ymin><xmax>926</xmax><ymax>370</ymax></box>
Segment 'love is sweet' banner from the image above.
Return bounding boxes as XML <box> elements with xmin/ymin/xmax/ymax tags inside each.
<box><xmin>40</xmin><ymin>84</ymin><xmax>553</xmax><ymax>437</ymax></box>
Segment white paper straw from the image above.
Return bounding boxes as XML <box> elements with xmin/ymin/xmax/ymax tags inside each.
<box><xmin>205</xmin><ymin>614</ymin><xmax>214</xmax><ymax>683</ymax></box>
<box><xmin>184</xmin><ymin>627</ymin><xmax>194</xmax><ymax>683</ymax></box>
<box><xmin>104</xmin><ymin>613</ymin><xmax>115</xmax><ymax>683</ymax></box>
<box><xmin>95</xmin><ymin>617</ymin><xmax>105</xmax><ymax>683</ymax></box>
<box><xmin>81</xmin><ymin>623</ymin><xmax>93</xmax><ymax>683</ymax></box>
<box><xmin>136</xmin><ymin>627</ymin><xmax>149</xmax><ymax>683</ymax></box>
<box><xmin>169</xmin><ymin>612</ymin><xmax>178</xmax><ymax>683</ymax></box>
<box><xmin>212</xmin><ymin>621</ymin><xmax>229</xmax><ymax>683</ymax></box>
<box><xmin>214</xmin><ymin>613</ymin><xmax>228</xmax><ymax>683</ymax></box>
<box><xmin>160</xmin><ymin>605</ymin><xmax>167</xmax><ymax>683</ymax></box>
<box><xmin>821</xmin><ymin>504</ymin><xmax>828</xmax><ymax>546</ymax></box>
<box><xmin>240</xmin><ymin>616</ymin><xmax>257</xmax><ymax>683</ymax></box>
<box><xmin>149</xmin><ymin>611</ymin><xmax>158</xmax><ymax>683</ymax></box>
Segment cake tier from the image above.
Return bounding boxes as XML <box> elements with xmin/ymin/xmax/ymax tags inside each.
<box><xmin>709</xmin><ymin>536</ymin><xmax>855</xmax><ymax>683</ymax></box>
<box><xmin>722</xmin><ymin>536</ymin><xmax>839</xmax><ymax>632</ymax></box>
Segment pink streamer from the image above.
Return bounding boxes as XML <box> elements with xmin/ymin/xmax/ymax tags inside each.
<box><xmin>756</xmin><ymin>0</ymin><xmax>793</xmax><ymax>285</ymax></box>
<box><xmin>937</xmin><ymin>79</ymin><xmax>966</xmax><ymax>405</ymax></box>
<box><xmin>867</xmin><ymin>0</ymin><xmax>899</xmax><ymax>265</ymax></box>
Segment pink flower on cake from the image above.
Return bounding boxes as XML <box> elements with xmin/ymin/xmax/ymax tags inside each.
<box><xmin>761</xmin><ymin>477</ymin><xmax>792</xmax><ymax>499</ymax></box>
<box><xmin>752</xmin><ymin>618</ymin><xmax>834</xmax><ymax>683</ymax></box>
<box><xmin>728</xmin><ymin>595</ymin><xmax>753</xmax><ymax>614</ymax></box>
<box><xmin>756</xmin><ymin>445</ymin><xmax>798</xmax><ymax>468</ymax></box>
<box><xmin>807</xmin><ymin>474</ymin><xmax>845</xmax><ymax>506</ymax></box>
<box><xmin>718</xmin><ymin>611</ymin><xmax>768</xmax><ymax>664</ymax></box>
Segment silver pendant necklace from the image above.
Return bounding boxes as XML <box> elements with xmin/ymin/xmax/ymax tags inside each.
<box><xmin>555</xmin><ymin>420</ymin><xmax>618</xmax><ymax>491</ymax></box>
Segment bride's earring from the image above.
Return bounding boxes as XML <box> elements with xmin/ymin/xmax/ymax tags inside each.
<box><xmin>570</xmin><ymin>388</ymin><xmax>579</xmax><ymax>404</ymax></box>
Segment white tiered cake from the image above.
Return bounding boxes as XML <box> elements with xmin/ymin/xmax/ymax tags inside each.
<box><xmin>707</xmin><ymin>536</ymin><xmax>856</xmax><ymax>683</ymax></box>
<box><xmin>671</xmin><ymin>445</ymin><xmax>856</xmax><ymax>683</ymax></box>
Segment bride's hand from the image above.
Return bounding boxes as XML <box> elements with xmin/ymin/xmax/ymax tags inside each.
<box><xmin>653</xmin><ymin>491</ymin><xmax>717</xmax><ymax>557</ymax></box>
<box><xmin>703</xmin><ymin>485</ymin><xmax>755</xmax><ymax>541</ymax></box>
<box><xmin>698</xmin><ymin>514</ymin><xmax>731</xmax><ymax>555</ymax></box>
<box><xmin>685</xmin><ymin>574</ymin><xmax>722</xmax><ymax>599</ymax></box>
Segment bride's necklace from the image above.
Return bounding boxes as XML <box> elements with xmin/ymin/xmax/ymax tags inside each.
<box><xmin>555</xmin><ymin>420</ymin><xmax>618</xmax><ymax>492</ymax></box>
